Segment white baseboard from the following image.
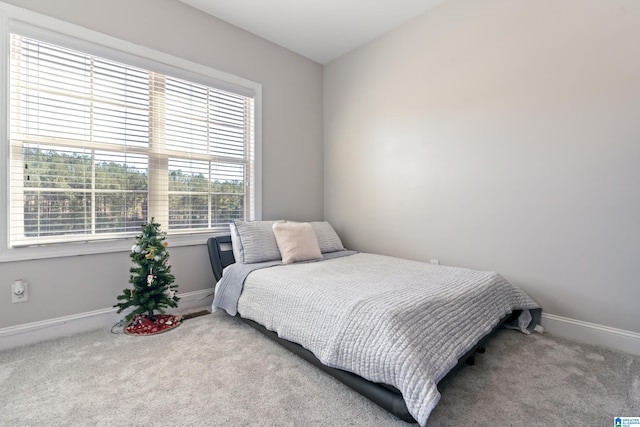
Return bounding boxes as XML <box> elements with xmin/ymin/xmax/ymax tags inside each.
<box><xmin>541</xmin><ymin>313</ymin><xmax>640</xmax><ymax>356</ymax></box>
<box><xmin>0</xmin><ymin>289</ymin><xmax>214</xmax><ymax>352</ymax></box>
<box><xmin>4</xmin><ymin>302</ymin><xmax>638</xmax><ymax>357</ymax></box>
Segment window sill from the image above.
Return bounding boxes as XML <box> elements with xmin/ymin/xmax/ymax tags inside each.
<box><xmin>0</xmin><ymin>231</ymin><xmax>226</xmax><ymax>263</ymax></box>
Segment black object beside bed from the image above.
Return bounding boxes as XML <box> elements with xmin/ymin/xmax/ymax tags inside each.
<box><xmin>207</xmin><ymin>235</ymin><xmax>512</xmax><ymax>424</ymax></box>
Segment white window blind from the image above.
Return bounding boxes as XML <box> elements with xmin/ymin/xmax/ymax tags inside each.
<box><xmin>8</xmin><ymin>32</ymin><xmax>255</xmax><ymax>248</ymax></box>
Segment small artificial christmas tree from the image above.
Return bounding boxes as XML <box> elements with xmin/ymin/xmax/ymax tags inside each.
<box><xmin>114</xmin><ymin>218</ymin><xmax>181</xmax><ymax>335</ymax></box>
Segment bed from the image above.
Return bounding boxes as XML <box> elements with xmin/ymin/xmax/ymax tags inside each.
<box><xmin>208</xmin><ymin>221</ymin><xmax>541</xmax><ymax>425</ymax></box>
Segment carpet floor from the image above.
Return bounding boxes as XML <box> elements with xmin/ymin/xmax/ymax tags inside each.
<box><xmin>1</xmin><ymin>310</ymin><xmax>638</xmax><ymax>426</ymax></box>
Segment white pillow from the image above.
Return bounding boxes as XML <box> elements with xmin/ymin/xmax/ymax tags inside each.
<box><xmin>272</xmin><ymin>222</ymin><xmax>323</xmax><ymax>264</ymax></box>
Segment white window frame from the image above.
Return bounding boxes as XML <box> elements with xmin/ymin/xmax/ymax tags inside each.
<box><xmin>0</xmin><ymin>3</ymin><xmax>262</xmax><ymax>262</ymax></box>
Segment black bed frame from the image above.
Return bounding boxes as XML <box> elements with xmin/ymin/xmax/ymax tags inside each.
<box><xmin>207</xmin><ymin>235</ymin><xmax>508</xmax><ymax>424</ymax></box>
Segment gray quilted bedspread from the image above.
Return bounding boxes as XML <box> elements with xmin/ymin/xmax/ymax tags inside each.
<box><xmin>216</xmin><ymin>252</ymin><xmax>541</xmax><ymax>426</ymax></box>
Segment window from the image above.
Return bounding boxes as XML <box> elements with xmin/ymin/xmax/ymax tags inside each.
<box><xmin>0</xmin><ymin>9</ymin><xmax>261</xmax><ymax>261</ymax></box>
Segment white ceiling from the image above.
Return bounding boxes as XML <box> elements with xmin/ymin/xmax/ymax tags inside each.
<box><xmin>178</xmin><ymin>0</ymin><xmax>446</xmax><ymax>64</ymax></box>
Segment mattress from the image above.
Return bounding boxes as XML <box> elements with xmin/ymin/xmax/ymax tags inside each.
<box><xmin>213</xmin><ymin>251</ymin><xmax>541</xmax><ymax>425</ymax></box>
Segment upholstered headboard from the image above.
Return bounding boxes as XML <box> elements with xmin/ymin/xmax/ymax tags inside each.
<box><xmin>207</xmin><ymin>235</ymin><xmax>235</xmax><ymax>282</ymax></box>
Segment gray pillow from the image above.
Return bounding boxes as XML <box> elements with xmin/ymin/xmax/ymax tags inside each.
<box><xmin>310</xmin><ymin>221</ymin><xmax>345</xmax><ymax>253</ymax></box>
<box><xmin>233</xmin><ymin>220</ymin><xmax>284</xmax><ymax>263</ymax></box>
<box><xmin>229</xmin><ymin>222</ymin><xmax>243</xmax><ymax>263</ymax></box>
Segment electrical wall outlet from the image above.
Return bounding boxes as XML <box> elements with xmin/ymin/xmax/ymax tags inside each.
<box><xmin>430</xmin><ymin>259</ymin><xmax>440</xmax><ymax>265</ymax></box>
<box><xmin>11</xmin><ymin>280</ymin><xmax>28</xmax><ymax>303</ymax></box>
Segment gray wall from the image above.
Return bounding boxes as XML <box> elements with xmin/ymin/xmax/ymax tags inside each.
<box><xmin>324</xmin><ymin>0</ymin><xmax>640</xmax><ymax>333</ymax></box>
<box><xmin>0</xmin><ymin>0</ymin><xmax>324</xmax><ymax>328</ymax></box>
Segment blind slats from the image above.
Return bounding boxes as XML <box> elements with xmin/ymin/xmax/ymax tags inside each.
<box><xmin>9</xmin><ymin>32</ymin><xmax>254</xmax><ymax>247</ymax></box>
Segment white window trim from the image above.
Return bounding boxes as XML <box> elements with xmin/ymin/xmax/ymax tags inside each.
<box><xmin>0</xmin><ymin>3</ymin><xmax>262</xmax><ymax>262</ymax></box>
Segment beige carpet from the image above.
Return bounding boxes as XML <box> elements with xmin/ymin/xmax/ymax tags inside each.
<box><xmin>1</xmin><ymin>310</ymin><xmax>638</xmax><ymax>426</ymax></box>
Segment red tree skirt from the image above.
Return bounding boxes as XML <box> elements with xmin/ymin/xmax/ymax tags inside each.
<box><xmin>125</xmin><ymin>314</ymin><xmax>182</xmax><ymax>336</ymax></box>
